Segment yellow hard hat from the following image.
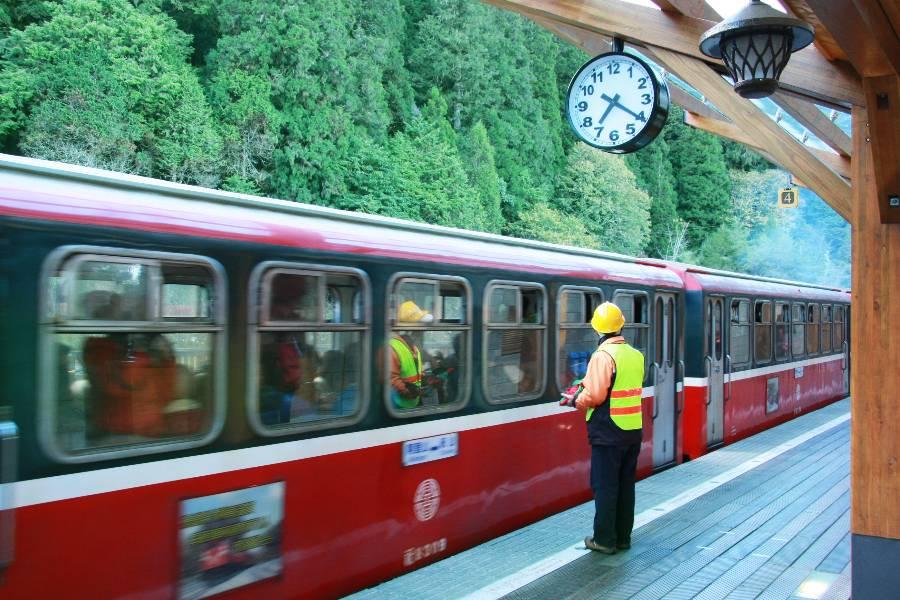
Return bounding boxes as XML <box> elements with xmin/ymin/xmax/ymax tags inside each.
<box><xmin>398</xmin><ymin>300</ymin><xmax>434</xmax><ymax>323</ymax></box>
<box><xmin>591</xmin><ymin>302</ymin><xmax>625</xmax><ymax>334</ymax></box>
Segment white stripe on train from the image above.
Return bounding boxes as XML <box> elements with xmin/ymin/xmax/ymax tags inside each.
<box><xmin>9</xmin><ymin>387</ymin><xmax>655</xmax><ymax>509</ymax></box>
<box><xmin>683</xmin><ymin>354</ymin><xmax>842</xmax><ymax>388</ymax></box>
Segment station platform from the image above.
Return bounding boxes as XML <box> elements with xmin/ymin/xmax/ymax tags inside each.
<box><xmin>350</xmin><ymin>399</ymin><xmax>851</xmax><ymax>600</ymax></box>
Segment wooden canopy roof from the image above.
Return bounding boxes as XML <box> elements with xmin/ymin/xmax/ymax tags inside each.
<box><xmin>486</xmin><ymin>0</ymin><xmax>900</xmax><ymax>225</ymax></box>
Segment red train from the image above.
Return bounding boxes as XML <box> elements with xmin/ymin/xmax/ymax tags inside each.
<box><xmin>0</xmin><ymin>154</ymin><xmax>849</xmax><ymax>599</ymax></box>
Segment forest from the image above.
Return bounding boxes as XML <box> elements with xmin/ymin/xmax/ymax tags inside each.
<box><xmin>0</xmin><ymin>0</ymin><xmax>849</xmax><ymax>287</ymax></box>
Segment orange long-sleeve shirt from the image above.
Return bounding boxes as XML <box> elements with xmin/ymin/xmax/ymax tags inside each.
<box><xmin>575</xmin><ymin>336</ymin><xmax>626</xmax><ymax>412</ymax></box>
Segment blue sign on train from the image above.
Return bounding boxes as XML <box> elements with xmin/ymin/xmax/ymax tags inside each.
<box><xmin>402</xmin><ymin>433</ymin><xmax>459</xmax><ymax>466</ymax></box>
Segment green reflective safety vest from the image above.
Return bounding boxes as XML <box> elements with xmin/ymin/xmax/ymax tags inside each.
<box><xmin>390</xmin><ymin>336</ymin><xmax>423</xmax><ymax>409</ymax></box>
<box><xmin>586</xmin><ymin>342</ymin><xmax>645</xmax><ymax>431</ymax></box>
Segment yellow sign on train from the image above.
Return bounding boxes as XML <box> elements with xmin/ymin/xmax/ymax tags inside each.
<box><xmin>778</xmin><ymin>187</ymin><xmax>799</xmax><ymax>209</ymax></box>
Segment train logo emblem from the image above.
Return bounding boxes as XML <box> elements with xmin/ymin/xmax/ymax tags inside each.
<box><xmin>414</xmin><ymin>479</ymin><xmax>441</xmax><ymax>521</ymax></box>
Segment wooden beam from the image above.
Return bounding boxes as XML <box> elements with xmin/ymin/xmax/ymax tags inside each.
<box><xmin>648</xmin><ymin>0</ymin><xmax>720</xmax><ymax>21</ymax></box>
<box><xmin>683</xmin><ymin>112</ymin><xmax>851</xmax><ymax>180</ymax></box>
<box><xmin>780</xmin><ymin>0</ymin><xmax>849</xmax><ymax>63</ymax></box>
<box><xmin>669</xmin><ymin>83</ymin><xmax>728</xmax><ymax>122</ymax></box>
<box><xmin>772</xmin><ymin>91</ymin><xmax>852</xmax><ymax>157</ymax></box>
<box><xmin>805</xmin><ymin>0</ymin><xmax>898</xmax><ymax>78</ymax></box>
<box><xmin>485</xmin><ymin>0</ymin><xmax>864</xmax><ymax>107</ymax></box>
<box><xmin>850</xmin><ymin>104</ymin><xmax>900</xmax><ymax>542</ymax></box>
<box><xmin>862</xmin><ymin>74</ymin><xmax>900</xmax><ymax>223</ymax></box>
<box><xmin>532</xmin><ymin>15</ymin><xmax>729</xmax><ymax>122</ymax></box>
<box><xmin>643</xmin><ymin>44</ymin><xmax>852</xmax><ymax>220</ymax></box>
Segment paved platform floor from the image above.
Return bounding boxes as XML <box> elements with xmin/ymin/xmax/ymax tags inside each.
<box><xmin>350</xmin><ymin>399</ymin><xmax>851</xmax><ymax>600</ymax></box>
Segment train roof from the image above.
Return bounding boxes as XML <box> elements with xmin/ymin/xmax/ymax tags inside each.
<box><xmin>656</xmin><ymin>261</ymin><xmax>850</xmax><ymax>303</ymax></box>
<box><xmin>0</xmin><ymin>154</ymin><xmax>683</xmax><ymax>288</ymax></box>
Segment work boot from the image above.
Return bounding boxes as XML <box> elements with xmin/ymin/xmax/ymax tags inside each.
<box><xmin>616</xmin><ymin>541</ymin><xmax>631</xmax><ymax>550</ymax></box>
<box><xmin>584</xmin><ymin>537</ymin><xmax>616</xmax><ymax>554</ymax></box>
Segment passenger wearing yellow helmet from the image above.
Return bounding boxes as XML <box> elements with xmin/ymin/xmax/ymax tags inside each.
<box><xmin>560</xmin><ymin>301</ymin><xmax>644</xmax><ymax>554</ymax></box>
<box><xmin>389</xmin><ymin>300</ymin><xmax>433</xmax><ymax>409</ymax></box>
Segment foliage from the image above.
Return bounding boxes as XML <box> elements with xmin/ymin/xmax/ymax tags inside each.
<box><xmin>625</xmin><ymin>136</ymin><xmax>679</xmax><ymax>258</ymax></box>
<box><xmin>0</xmin><ymin>0</ymin><xmax>222</xmax><ymax>183</ymax></box>
<box><xmin>663</xmin><ymin>106</ymin><xmax>732</xmax><ymax>245</ymax></box>
<box><xmin>0</xmin><ymin>0</ymin><xmax>849</xmax><ymax>288</ymax></box>
<box><xmin>553</xmin><ymin>143</ymin><xmax>651</xmax><ymax>256</ymax></box>
<box><xmin>507</xmin><ymin>202</ymin><xmax>591</xmax><ymax>247</ymax></box>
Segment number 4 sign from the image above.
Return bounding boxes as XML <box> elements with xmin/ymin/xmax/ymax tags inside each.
<box><xmin>778</xmin><ymin>187</ymin><xmax>799</xmax><ymax>209</ymax></box>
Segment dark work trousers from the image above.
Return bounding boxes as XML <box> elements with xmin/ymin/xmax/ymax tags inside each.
<box><xmin>590</xmin><ymin>442</ymin><xmax>641</xmax><ymax>547</ymax></box>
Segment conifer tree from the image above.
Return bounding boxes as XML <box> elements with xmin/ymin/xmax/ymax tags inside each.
<box><xmin>0</xmin><ymin>0</ymin><xmax>222</xmax><ymax>184</ymax></box>
<box><xmin>625</xmin><ymin>137</ymin><xmax>680</xmax><ymax>258</ymax></box>
<box><xmin>663</xmin><ymin>106</ymin><xmax>732</xmax><ymax>245</ymax></box>
<box><xmin>553</xmin><ymin>143</ymin><xmax>651</xmax><ymax>256</ymax></box>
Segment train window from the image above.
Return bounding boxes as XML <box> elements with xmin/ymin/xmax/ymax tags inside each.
<box><xmin>41</xmin><ymin>248</ymin><xmax>226</xmax><ymax>463</ymax></box>
<box><xmin>250</xmin><ymin>263</ymin><xmax>370</xmax><ymax>435</ymax></box>
<box><xmin>754</xmin><ymin>301</ymin><xmax>773</xmax><ymax>364</ymax></box>
<box><xmin>485</xmin><ymin>281</ymin><xmax>546</xmax><ymax>403</ymax></box>
<box><xmin>791</xmin><ymin>303</ymin><xmax>806</xmax><ymax>358</ymax></box>
<box><xmin>557</xmin><ymin>286</ymin><xmax>603</xmax><ymax>391</ymax></box>
<box><xmin>821</xmin><ymin>305</ymin><xmax>833</xmax><ymax>353</ymax></box>
<box><xmin>388</xmin><ymin>275</ymin><xmax>471</xmax><ymax>415</ymax></box>
<box><xmin>613</xmin><ymin>291</ymin><xmax>650</xmax><ymax>379</ymax></box>
<box><xmin>774</xmin><ymin>302</ymin><xmax>790</xmax><ymax>361</ymax></box>
<box><xmin>730</xmin><ymin>300</ymin><xmax>751</xmax><ymax>366</ymax></box>
<box><xmin>807</xmin><ymin>304</ymin><xmax>820</xmax><ymax>355</ymax></box>
<box><xmin>834</xmin><ymin>305</ymin><xmax>845</xmax><ymax>348</ymax></box>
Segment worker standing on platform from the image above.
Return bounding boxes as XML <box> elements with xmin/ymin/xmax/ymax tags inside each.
<box><xmin>560</xmin><ymin>302</ymin><xmax>644</xmax><ymax>554</ymax></box>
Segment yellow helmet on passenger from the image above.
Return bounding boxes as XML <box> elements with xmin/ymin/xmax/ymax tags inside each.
<box><xmin>591</xmin><ymin>302</ymin><xmax>625</xmax><ymax>334</ymax></box>
<box><xmin>398</xmin><ymin>300</ymin><xmax>434</xmax><ymax>324</ymax></box>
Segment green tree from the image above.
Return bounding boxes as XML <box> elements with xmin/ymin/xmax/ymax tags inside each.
<box><xmin>625</xmin><ymin>136</ymin><xmax>680</xmax><ymax>258</ymax></box>
<box><xmin>407</xmin><ymin>1</ymin><xmax>567</xmax><ymax>217</ymax></box>
<box><xmin>721</xmin><ymin>138</ymin><xmax>773</xmax><ymax>172</ymax></box>
<box><xmin>553</xmin><ymin>143</ymin><xmax>651</xmax><ymax>256</ymax></box>
<box><xmin>388</xmin><ymin>88</ymin><xmax>485</xmax><ymax>229</ymax></box>
<box><xmin>683</xmin><ymin>223</ymin><xmax>747</xmax><ymax>272</ymax></box>
<box><xmin>507</xmin><ymin>202</ymin><xmax>591</xmax><ymax>247</ymax></box>
<box><xmin>458</xmin><ymin>121</ymin><xmax>503</xmax><ymax>233</ymax></box>
<box><xmin>0</xmin><ymin>0</ymin><xmax>222</xmax><ymax>184</ymax></box>
<box><xmin>663</xmin><ymin>106</ymin><xmax>732</xmax><ymax>244</ymax></box>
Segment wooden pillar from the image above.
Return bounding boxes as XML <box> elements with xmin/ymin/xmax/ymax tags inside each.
<box><xmin>850</xmin><ymin>106</ymin><xmax>900</xmax><ymax>597</ymax></box>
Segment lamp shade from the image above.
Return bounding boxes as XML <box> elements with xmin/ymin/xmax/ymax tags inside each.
<box><xmin>699</xmin><ymin>0</ymin><xmax>814</xmax><ymax>99</ymax></box>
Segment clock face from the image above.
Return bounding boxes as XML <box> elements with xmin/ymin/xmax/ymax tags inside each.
<box><xmin>566</xmin><ymin>52</ymin><xmax>670</xmax><ymax>154</ymax></box>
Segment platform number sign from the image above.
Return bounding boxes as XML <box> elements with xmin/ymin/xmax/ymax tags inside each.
<box><xmin>565</xmin><ymin>50</ymin><xmax>670</xmax><ymax>154</ymax></box>
<box><xmin>778</xmin><ymin>187</ymin><xmax>799</xmax><ymax>209</ymax></box>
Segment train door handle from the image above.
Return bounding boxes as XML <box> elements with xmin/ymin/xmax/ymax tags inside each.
<box><xmin>725</xmin><ymin>354</ymin><xmax>733</xmax><ymax>403</ymax></box>
<box><xmin>841</xmin><ymin>340</ymin><xmax>848</xmax><ymax>370</ymax></box>
<box><xmin>0</xmin><ymin>420</ymin><xmax>17</xmax><ymax>569</ymax></box>
<box><xmin>704</xmin><ymin>356</ymin><xmax>713</xmax><ymax>406</ymax></box>
<box><xmin>676</xmin><ymin>360</ymin><xmax>685</xmax><ymax>415</ymax></box>
<box><xmin>650</xmin><ymin>362</ymin><xmax>660</xmax><ymax>419</ymax></box>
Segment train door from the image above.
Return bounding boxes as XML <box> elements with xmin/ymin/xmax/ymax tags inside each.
<box><xmin>652</xmin><ymin>293</ymin><xmax>677</xmax><ymax>467</ymax></box>
<box><xmin>843</xmin><ymin>306</ymin><xmax>850</xmax><ymax>395</ymax></box>
<box><xmin>0</xmin><ymin>419</ymin><xmax>15</xmax><ymax>570</ymax></box>
<box><xmin>706</xmin><ymin>296</ymin><xmax>725</xmax><ymax>446</ymax></box>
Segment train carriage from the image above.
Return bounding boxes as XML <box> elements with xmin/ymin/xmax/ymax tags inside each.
<box><xmin>0</xmin><ymin>154</ymin><xmax>695</xmax><ymax>599</ymax></box>
<box><xmin>671</xmin><ymin>266</ymin><xmax>850</xmax><ymax>460</ymax></box>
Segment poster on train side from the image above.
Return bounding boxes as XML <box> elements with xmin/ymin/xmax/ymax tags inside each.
<box><xmin>178</xmin><ymin>482</ymin><xmax>285</xmax><ymax>600</ymax></box>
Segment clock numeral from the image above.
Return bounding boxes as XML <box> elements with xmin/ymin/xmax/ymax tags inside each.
<box><xmin>638</xmin><ymin>77</ymin><xmax>648</xmax><ymax>89</ymax></box>
<box><xmin>642</xmin><ymin>93</ymin><xmax>652</xmax><ymax>105</ymax></box>
<box><xmin>593</xmin><ymin>126</ymin><xmax>604</xmax><ymax>139</ymax></box>
<box><xmin>607</xmin><ymin>62</ymin><xmax>621</xmax><ymax>75</ymax></box>
<box><xmin>582</xmin><ymin>117</ymin><xmax>593</xmax><ymax>128</ymax></box>
<box><xmin>626</xmin><ymin>123</ymin><xmax>636</xmax><ymax>135</ymax></box>
<box><xmin>580</xmin><ymin>84</ymin><xmax>595</xmax><ymax>96</ymax></box>
<box><xmin>628</xmin><ymin>65</ymin><xmax>634</xmax><ymax>78</ymax></box>
<box><xmin>610</xmin><ymin>130</ymin><xmax>620</xmax><ymax>142</ymax></box>
<box><xmin>636</xmin><ymin>111</ymin><xmax>646</xmax><ymax>122</ymax></box>
<box><xmin>576</xmin><ymin>101</ymin><xmax>588</xmax><ymax>112</ymax></box>
<box><xmin>591</xmin><ymin>71</ymin><xmax>602</xmax><ymax>83</ymax></box>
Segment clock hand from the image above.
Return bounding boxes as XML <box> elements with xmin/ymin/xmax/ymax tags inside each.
<box><xmin>597</xmin><ymin>93</ymin><xmax>620</xmax><ymax>125</ymax></box>
<box><xmin>601</xmin><ymin>93</ymin><xmax>642</xmax><ymax>121</ymax></box>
